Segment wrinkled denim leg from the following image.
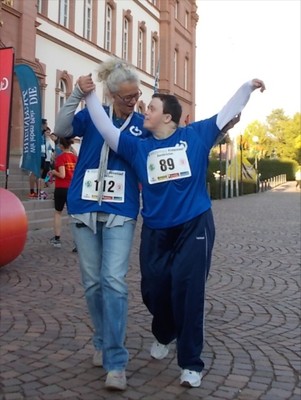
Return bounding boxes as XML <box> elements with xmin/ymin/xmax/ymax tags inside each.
<box><xmin>71</xmin><ymin>220</ymin><xmax>135</xmax><ymax>371</ymax></box>
<box><xmin>71</xmin><ymin>223</ymin><xmax>104</xmax><ymax>350</ymax></box>
<box><xmin>101</xmin><ymin>220</ymin><xmax>135</xmax><ymax>371</ymax></box>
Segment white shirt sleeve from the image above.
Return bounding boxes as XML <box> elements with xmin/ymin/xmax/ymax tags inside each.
<box><xmin>85</xmin><ymin>91</ymin><xmax>120</xmax><ymax>153</ymax></box>
<box><xmin>216</xmin><ymin>81</ymin><xmax>255</xmax><ymax>130</ymax></box>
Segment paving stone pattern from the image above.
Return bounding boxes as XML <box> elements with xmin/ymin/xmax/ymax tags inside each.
<box><xmin>0</xmin><ymin>182</ymin><xmax>300</xmax><ymax>400</ymax></box>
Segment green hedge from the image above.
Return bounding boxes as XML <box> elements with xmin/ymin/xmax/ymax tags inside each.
<box><xmin>206</xmin><ymin>157</ymin><xmax>297</xmax><ymax>199</ymax></box>
<box><xmin>207</xmin><ymin>177</ymin><xmax>257</xmax><ymax>199</ymax></box>
<box><xmin>256</xmin><ymin>159</ymin><xmax>298</xmax><ymax>181</ymax></box>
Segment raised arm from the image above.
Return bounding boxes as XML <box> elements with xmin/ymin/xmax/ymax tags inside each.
<box><xmin>54</xmin><ymin>85</ymin><xmax>85</xmax><ymax>137</ymax></box>
<box><xmin>74</xmin><ymin>74</ymin><xmax>121</xmax><ymax>152</ymax></box>
<box><xmin>216</xmin><ymin>79</ymin><xmax>266</xmax><ymax>131</ymax></box>
<box><xmin>85</xmin><ymin>91</ymin><xmax>120</xmax><ymax>152</ymax></box>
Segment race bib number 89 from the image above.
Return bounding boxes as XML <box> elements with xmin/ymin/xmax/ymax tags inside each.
<box><xmin>147</xmin><ymin>146</ymin><xmax>191</xmax><ymax>184</ymax></box>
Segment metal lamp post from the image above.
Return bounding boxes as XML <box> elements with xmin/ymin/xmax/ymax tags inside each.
<box><xmin>252</xmin><ymin>136</ymin><xmax>259</xmax><ymax>192</ymax></box>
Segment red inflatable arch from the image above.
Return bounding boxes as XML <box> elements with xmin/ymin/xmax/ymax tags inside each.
<box><xmin>0</xmin><ymin>188</ymin><xmax>28</xmax><ymax>267</ymax></box>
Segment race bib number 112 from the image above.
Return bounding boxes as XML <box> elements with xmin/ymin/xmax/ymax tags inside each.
<box><xmin>82</xmin><ymin>169</ymin><xmax>125</xmax><ymax>202</ymax></box>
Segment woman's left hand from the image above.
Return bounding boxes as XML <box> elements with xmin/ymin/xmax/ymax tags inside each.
<box><xmin>77</xmin><ymin>74</ymin><xmax>96</xmax><ymax>95</ymax></box>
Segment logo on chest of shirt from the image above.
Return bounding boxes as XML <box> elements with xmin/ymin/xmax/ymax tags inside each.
<box><xmin>175</xmin><ymin>140</ymin><xmax>188</xmax><ymax>151</ymax></box>
<box><xmin>129</xmin><ymin>125</ymin><xmax>143</xmax><ymax>136</ymax></box>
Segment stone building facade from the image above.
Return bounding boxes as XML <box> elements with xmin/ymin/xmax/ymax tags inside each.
<box><xmin>0</xmin><ymin>0</ymin><xmax>198</xmax><ymax>157</ymax></box>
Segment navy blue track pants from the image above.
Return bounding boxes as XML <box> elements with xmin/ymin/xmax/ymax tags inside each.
<box><xmin>140</xmin><ymin>208</ymin><xmax>215</xmax><ymax>372</ymax></box>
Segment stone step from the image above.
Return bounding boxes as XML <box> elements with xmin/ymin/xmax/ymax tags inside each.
<box><xmin>1</xmin><ymin>187</ymin><xmax>67</xmax><ymax>231</ymax></box>
<box><xmin>0</xmin><ymin>171</ymin><xmax>54</xmax><ymax>200</ymax></box>
<box><xmin>6</xmin><ymin>188</ymin><xmax>47</xmax><ymax>199</ymax></box>
<box><xmin>23</xmin><ymin>198</ymin><xmax>54</xmax><ymax>210</ymax></box>
<box><xmin>0</xmin><ymin>171</ymin><xmax>29</xmax><ymax>188</ymax></box>
<box><xmin>22</xmin><ymin>198</ymin><xmax>68</xmax><ymax>231</ymax></box>
<box><xmin>1</xmin><ymin>157</ymin><xmax>63</xmax><ymax>231</ymax></box>
<box><xmin>28</xmin><ymin>214</ymin><xmax>68</xmax><ymax>231</ymax></box>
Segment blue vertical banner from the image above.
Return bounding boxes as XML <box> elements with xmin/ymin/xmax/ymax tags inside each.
<box><xmin>14</xmin><ymin>64</ymin><xmax>42</xmax><ymax>178</ymax></box>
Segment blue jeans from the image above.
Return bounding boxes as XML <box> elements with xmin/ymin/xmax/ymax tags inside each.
<box><xmin>71</xmin><ymin>220</ymin><xmax>136</xmax><ymax>371</ymax></box>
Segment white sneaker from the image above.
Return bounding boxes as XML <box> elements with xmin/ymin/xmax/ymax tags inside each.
<box><xmin>150</xmin><ymin>340</ymin><xmax>169</xmax><ymax>360</ymax></box>
<box><xmin>92</xmin><ymin>350</ymin><xmax>103</xmax><ymax>367</ymax></box>
<box><xmin>49</xmin><ymin>237</ymin><xmax>61</xmax><ymax>248</ymax></box>
<box><xmin>105</xmin><ymin>370</ymin><xmax>127</xmax><ymax>391</ymax></box>
<box><xmin>180</xmin><ymin>369</ymin><xmax>202</xmax><ymax>388</ymax></box>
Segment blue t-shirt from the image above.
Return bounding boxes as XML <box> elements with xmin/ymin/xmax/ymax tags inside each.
<box><xmin>118</xmin><ymin>115</ymin><xmax>220</xmax><ymax>229</ymax></box>
<box><xmin>67</xmin><ymin>107</ymin><xmax>145</xmax><ymax>219</ymax></box>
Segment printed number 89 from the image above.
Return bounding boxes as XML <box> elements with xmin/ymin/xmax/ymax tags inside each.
<box><xmin>159</xmin><ymin>158</ymin><xmax>175</xmax><ymax>172</ymax></box>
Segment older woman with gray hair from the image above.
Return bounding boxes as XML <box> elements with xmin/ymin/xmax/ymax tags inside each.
<box><xmin>54</xmin><ymin>57</ymin><xmax>145</xmax><ymax>391</ymax></box>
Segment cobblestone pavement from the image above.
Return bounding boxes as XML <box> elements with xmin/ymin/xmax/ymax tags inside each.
<box><xmin>0</xmin><ymin>182</ymin><xmax>300</xmax><ymax>400</ymax></box>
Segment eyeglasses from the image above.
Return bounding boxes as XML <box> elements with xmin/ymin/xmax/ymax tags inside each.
<box><xmin>116</xmin><ymin>89</ymin><xmax>142</xmax><ymax>104</ymax></box>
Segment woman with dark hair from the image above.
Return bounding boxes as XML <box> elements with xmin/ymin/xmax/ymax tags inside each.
<box><xmin>49</xmin><ymin>138</ymin><xmax>77</xmax><ymax>248</ymax></box>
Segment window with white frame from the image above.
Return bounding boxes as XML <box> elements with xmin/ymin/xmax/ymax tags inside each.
<box><xmin>138</xmin><ymin>28</ymin><xmax>144</xmax><ymax>69</ymax></box>
<box><xmin>151</xmin><ymin>38</ymin><xmax>156</xmax><ymax>76</ymax></box>
<box><xmin>105</xmin><ymin>4</ymin><xmax>112</xmax><ymax>51</ymax></box>
<box><xmin>174</xmin><ymin>50</ymin><xmax>178</xmax><ymax>85</ymax></box>
<box><xmin>58</xmin><ymin>79</ymin><xmax>67</xmax><ymax>110</ymax></box>
<box><xmin>59</xmin><ymin>0</ymin><xmax>69</xmax><ymax>27</ymax></box>
<box><xmin>122</xmin><ymin>18</ymin><xmax>129</xmax><ymax>60</ymax></box>
<box><xmin>184</xmin><ymin>58</ymin><xmax>188</xmax><ymax>90</ymax></box>
<box><xmin>175</xmin><ymin>0</ymin><xmax>179</xmax><ymax>20</ymax></box>
<box><xmin>83</xmin><ymin>0</ymin><xmax>92</xmax><ymax>40</ymax></box>
<box><xmin>37</xmin><ymin>0</ymin><xmax>42</xmax><ymax>13</ymax></box>
<box><xmin>185</xmin><ymin>11</ymin><xmax>189</xmax><ymax>29</ymax></box>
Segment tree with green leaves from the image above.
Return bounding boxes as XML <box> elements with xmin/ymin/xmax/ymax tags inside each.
<box><xmin>242</xmin><ymin>109</ymin><xmax>301</xmax><ymax>163</ymax></box>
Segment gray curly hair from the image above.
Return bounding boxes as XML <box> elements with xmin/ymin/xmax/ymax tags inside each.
<box><xmin>98</xmin><ymin>57</ymin><xmax>140</xmax><ymax>94</ymax></box>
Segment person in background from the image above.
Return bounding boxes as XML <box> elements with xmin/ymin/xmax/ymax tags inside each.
<box><xmin>49</xmin><ymin>138</ymin><xmax>77</xmax><ymax>248</ymax></box>
<box><xmin>295</xmin><ymin>166</ymin><xmax>301</xmax><ymax>189</ymax></box>
<box><xmin>42</xmin><ymin>128</ymin><xmax>55</xmax><ymax>177</ymax></box>
<box><xmin>79</xmin><ymin>74</ymin><xmax>266</xmax><ymax>388</ymax></box>
<box><xmin>71</xmin><ymin>136</ymin><xmax>81</xmax><ymax>156</ymax></box>
<box><xmin>38</xmin><ymin>127</ymin><xmax>56</xmax><ymax>199</ymax></box>
<box><xmin>49</xmin><ymin>132</ymin><xmax>59</xmax><ymax>161</ymax></box>
<box><xmin>44</xmin><ymin>132</ymin><xmax>59</xmax><ymax>187</ymax></box>
<box><xmin>54</xmin><ymin>57</ymin><xmax>146</xmax><ymax>391</ymax></box>
<box><xmin>53</xmin><ymin>134</ymin><xmax>78</xmax><ymax>159</ymax></box>
<box><xmin>28</xmin><ymin>118</ymin><xmax>48</xmax><ymax>198</ymax></box>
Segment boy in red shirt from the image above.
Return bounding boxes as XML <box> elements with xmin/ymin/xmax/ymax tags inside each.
<box><xmin>49</xmin><ymin>138</ymin><xmax>77</xmax><ymax>248</ymax></box>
